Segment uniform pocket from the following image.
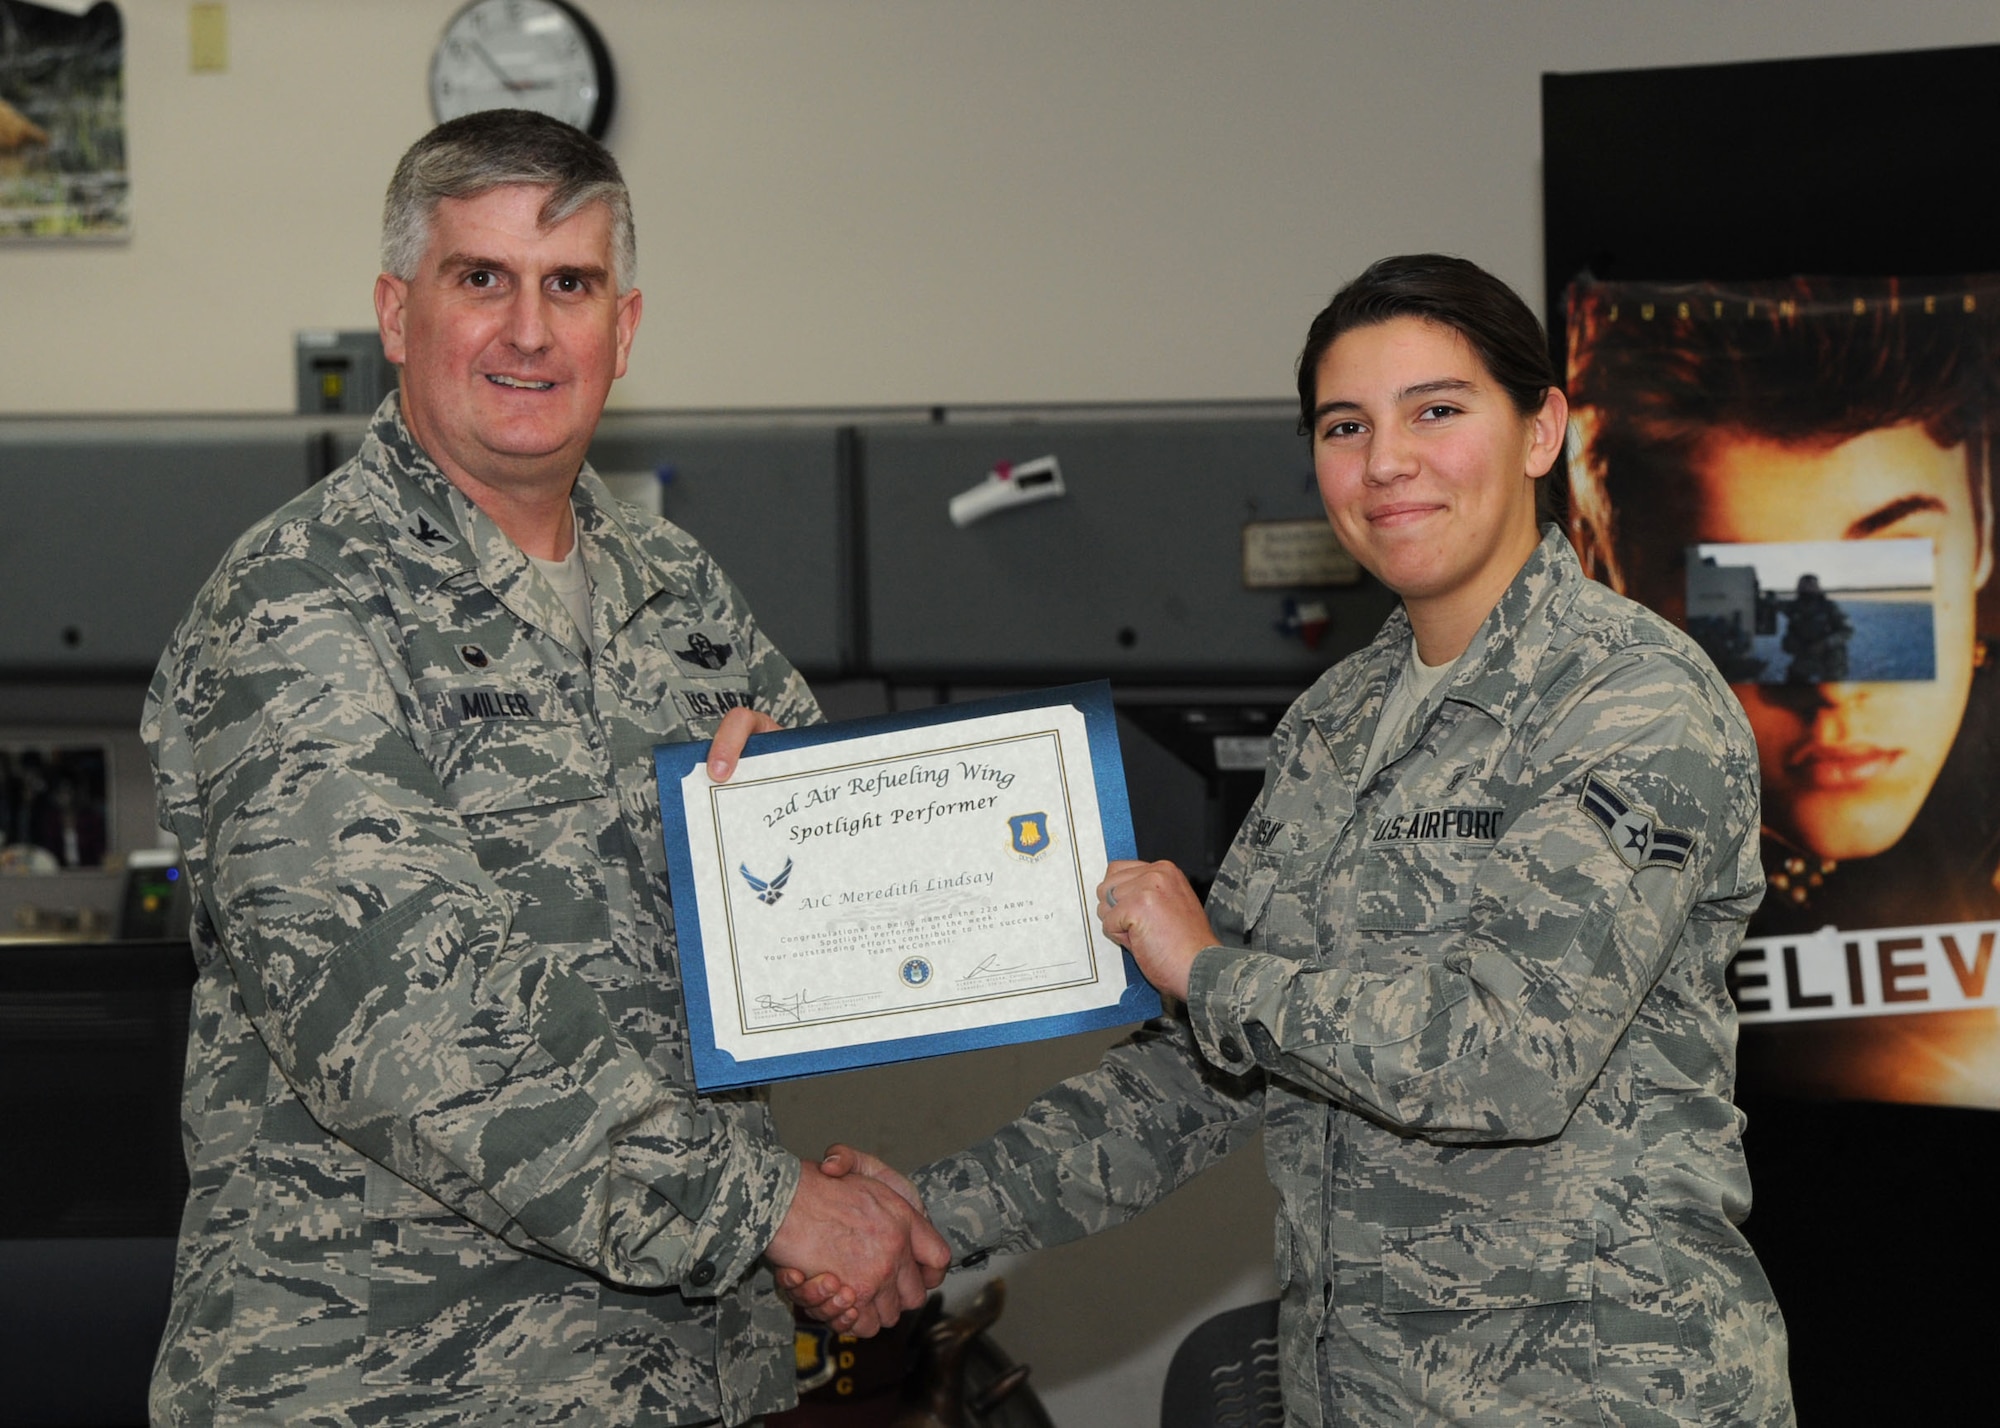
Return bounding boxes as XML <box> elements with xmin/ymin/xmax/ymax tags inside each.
<box><xmin>1376</xmin><ymin>1219</ymin><xmax>1601</xmax><ymax>1418</ymax></box>
<box><xmin>1381</xmin><ymin>1219</ymin><xmax>1595</xmax><ymax>1312</ymax></box>
<box><xmin>1212</xmin><ymin>814</ymin><xmax>1296</xmax><ymax>943</ymax></box>
<box><xmin>618</xmin><ymin>618</ymin><xmax>757</xmax><ymax>730</ymax></box>
<box><xmin>414</xmin><ymin>677</ymin><xmax>603</xmax><ymax>816</ymax></box>
<box><xmin>1353</xmin><ymin>844</ymin><xmax>1481</xmax><ymax>931</ymax></box>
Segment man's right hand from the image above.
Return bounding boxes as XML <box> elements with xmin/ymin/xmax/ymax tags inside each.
<box><xmin>765</xmin><ymin>1154</ymin><xmax>950</xmax><ymax>1336</ymax></box>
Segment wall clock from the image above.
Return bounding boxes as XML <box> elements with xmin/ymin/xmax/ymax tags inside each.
<box><xmin>430</xmin><ymin>0</ymin><xmax>616</xmax><ymax>139</ymax></box>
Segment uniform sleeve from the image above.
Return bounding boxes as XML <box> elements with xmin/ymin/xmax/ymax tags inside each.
<box><xmin>1183</xmin><ymin>649</ymin><xmax>1761</xmax><ymax>1144</ymax></box>
<box><xmin>148</xmin><ymin>548</ymin><xmax>797</xmax><ymax>1296</ymax></box>
<box><xmin>910</xmin><ymin>1010</ymin><xmax>1263</xmax><ymax>1263</ymax></box>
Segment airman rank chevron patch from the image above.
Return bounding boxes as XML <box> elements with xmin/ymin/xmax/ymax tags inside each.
<box><xmin>1579</xmin><ymin>773</ymin><xmax>1694</xmax><ymax>872</ymax></box>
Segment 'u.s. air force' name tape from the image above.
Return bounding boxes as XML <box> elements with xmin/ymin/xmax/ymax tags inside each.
<box><xmin>1369</xmin><ymin>806</ymin><xmax>1505</xmax><ymax>843</ymax></box>
<box><xmin>1579</xmin><ymin>774</ymin><xmax>1693</xmax><ymax>871</ymax></box>
<box><xmin>1728</xmin><ymin>919</ymin><xmax>2000</xmax><ymax>1024</ymax></box>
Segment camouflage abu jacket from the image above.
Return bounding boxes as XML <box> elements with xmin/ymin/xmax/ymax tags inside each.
<box><xmin>915</xmin><ymin>529</ymin><xmax>1795</xmax><ymax>1426</ymax></box>
<box><xmin>143</xmin><ymin>394</ymin><xmax>820</xmax><ymax>1427</ymax></box>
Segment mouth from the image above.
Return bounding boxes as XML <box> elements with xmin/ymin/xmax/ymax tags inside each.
<box><xmin>1367</xmin><ymin>502</ymin><xmax>1444</xmax><ymax>526</ymax></box>
<box><xmin>1787</xmin><ymin>743</ymin><xmax>1904</xmax><ymax>788</ymax></box>
<box><xmin>485</xmin><ymin>374</ymin><xmax>556</xmax><ymax>391</ymax></box>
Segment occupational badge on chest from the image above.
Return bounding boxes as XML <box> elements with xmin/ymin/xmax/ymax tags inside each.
<box><xmin>673</xmin><ymin>632</ymin><xmax>736</xmax><ymax>671</ymax></box>
<box><xmin>1580</xmin><ymin>773</ymin><xmax>1693</xmax><ymax>871</ymax></box>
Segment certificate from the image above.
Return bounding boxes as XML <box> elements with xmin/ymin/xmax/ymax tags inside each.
<box><xmin>654</xmin><ymin>682</ymin><xmax>1159</xmax><ymax>1089</ymax></box>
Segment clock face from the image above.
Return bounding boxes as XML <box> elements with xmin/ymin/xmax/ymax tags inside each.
<box><xmin>430</xmin><ymin>0</ymin><xmax>615</xmax><ymax>138</ymax></box>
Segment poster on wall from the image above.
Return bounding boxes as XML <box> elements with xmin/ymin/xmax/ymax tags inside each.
<box><xmin>0</xmin><ymin>0</ymin><xmax>125</xmax><ymax>240</ymax></box>
<box><xmin>1564</xmin><ymin>273</ymin><xmax>2000</xmax><ymax>1109</ymax></box>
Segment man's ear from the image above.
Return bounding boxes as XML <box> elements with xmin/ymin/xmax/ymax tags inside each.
<box><xmin>375</xmin><ymin>273</ymin><xmax>409</xmax><ymax>367</ymax></box>
<box><xmin>612</xmin><ymin>287</ymin><xmax>642</xmax><ymax>380</ymax></box>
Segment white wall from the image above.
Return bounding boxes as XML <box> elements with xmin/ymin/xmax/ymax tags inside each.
<box><xmin>12</xmin><ymin>4</ymin><xmax>2000</xmax><ymax>1425</ymax></box>
<box><xmin>4</xmin><ymin>1</ymin><xmax>1996</xmax><ymax>417</ymax></box>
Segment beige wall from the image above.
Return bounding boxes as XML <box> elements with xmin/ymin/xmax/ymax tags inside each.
<box><xmin>5</xmin><ymin>1</ymin><xmax>1997</xmax><ymax>416</ymax></box>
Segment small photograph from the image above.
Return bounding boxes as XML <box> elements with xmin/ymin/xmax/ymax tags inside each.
<box><xmin>1684</xmin><ymin>538</ymin><xmax>1936</xmax><ymax>685</ymax></box>
<box><xmin>0</xmin><ymin>744</ymin><xmax>110</xmax><ymax>870</ymax></box>
<box><xmin>0</xmin><ymin>1</ymin><xmax>127</xmax><ymax>241</ymax></box>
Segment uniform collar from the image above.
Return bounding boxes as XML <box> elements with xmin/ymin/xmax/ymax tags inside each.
<box><xmin>357</xmin><ymin>392</ymin><xmax>680</xmax><ymax>655</ymax></box>
<box><xmin>1306</xmin><ymin>524</ymin><xmax>1582</xmax><ymax>748</ymax></box>
<box><xmin>1443</xmin><ymin>524</ymin><xmax>1584</xmax><ymax>724</ymax></box>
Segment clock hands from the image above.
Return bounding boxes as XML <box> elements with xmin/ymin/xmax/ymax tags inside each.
<box><xmin>466</xmin><ymin>39</ymin><xmax>554</xmax><ymax>94</ymax></box>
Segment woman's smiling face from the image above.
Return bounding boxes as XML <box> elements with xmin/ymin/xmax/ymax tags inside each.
<box><xmin>1309</xmin><ymin>317</ymin><xmax>1563</xmax><ymax>647</ymax></box>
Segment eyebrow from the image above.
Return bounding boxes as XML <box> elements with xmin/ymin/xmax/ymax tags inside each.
<box><xmin>1846</xmin><ymin>494</ymin><xmax>1948</xmax><ymax>538</ymax></box>
<box><xmin>438</xmin><ymin>253</ymin><xmax>609</xmax><ymax>285</ymax></box>
<box><xmin>1310</xmin><ymin>378</ymin><xmax>1478</xmax><ymax>426</ymax></box>
<box><xmin>439</xmin><ymin>252</ymin><xmax>509</xmax><ymax>276</ymax></box>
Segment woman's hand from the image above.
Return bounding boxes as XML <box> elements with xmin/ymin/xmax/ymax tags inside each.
<box><xmin>1097</xmin><ymin>859</ymin><xmax>1217</xmax><ymax>1002</ymax></box>
<box><xmin>706</xmin><ymin>705</ymin><xmax>782</xmax><ymax>782</ymax></box>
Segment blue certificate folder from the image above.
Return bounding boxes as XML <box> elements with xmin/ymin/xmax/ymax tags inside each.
<box><xmin>654</xmin><ymin>681</ymin><xmax>1159</xmax><ymax>1090</ymax></box>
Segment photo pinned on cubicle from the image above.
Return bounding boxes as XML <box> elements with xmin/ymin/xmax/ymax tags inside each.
<box><xmin>1684</xmin><ymin>538</ymin><xmax>1937</xmax><ymax>687</ymax></box>
<box><xmin>0</xmin><ymin>743</ymin><xmax>109</xmax><ymax>871</ymax></box>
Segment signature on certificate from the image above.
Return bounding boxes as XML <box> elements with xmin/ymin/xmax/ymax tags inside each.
<box><xmin>754</xmin><ymin>988</ymin><xmax>826</xmax><ymax>1023</ymax></box>
<box><xmin>960</xmin><ymin>954</ymin><xmax>1026</xmax><ymax>984</ymax></box>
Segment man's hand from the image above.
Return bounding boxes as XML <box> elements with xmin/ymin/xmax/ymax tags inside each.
<box><xmin>1097</xmin><ymin>859</ymin><xmax>1217</xmax><ymax>1002</ymax></box>
<box><xmin>775</xmin><ymin>1146</ymin><xmax>936</xmax><ymax>1332</ymax></box>
<box><xmin>707</xmin><ymin>705</ymin><xmax>782</xmax><ymax>783</ymax></box>
<box><xmin>765</xmin><ymin>1154</ymin><xmax>950</xmax><ymax>1337</ymax></box>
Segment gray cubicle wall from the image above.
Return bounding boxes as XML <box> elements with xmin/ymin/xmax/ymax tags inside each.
<box><xmin>586</xmin><ymin>418</ymin><xmax>851</xmax><ymax>675</ymax></box>
<box><xmin>858</xmin><ymin>416</ymin><xmax>1397</xmax><ymax>681</ymax></box>
<box><xmin>0</xmin><ymin>419</ymin><xmax>320</xmax><ymax>673</ymax></box>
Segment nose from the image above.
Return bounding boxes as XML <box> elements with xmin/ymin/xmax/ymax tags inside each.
<box><xmin>1765</xmin><ymin>677</ymin><xmax>1868</xmax><ymax>727</ymax></box>
<box><xmin>503</xmin><ymin>287</ymin><xmax>553</xmax><ymax>354</ymax></box>
<box><xmin>1363</xmin><ymin>424</ymin><xmax>1416</xmax><ymax>485</ymax></box>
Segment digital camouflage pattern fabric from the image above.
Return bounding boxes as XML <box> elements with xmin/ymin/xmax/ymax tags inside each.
<box><xmin>915</xmin><ymin>529</ymin><xmax>1795</xmax><ymax>1426</ymax></box>
<box><xmin>144</xmin><ymin>393</ymin><xmax>820</xmax><ymax>1426</ymax></box>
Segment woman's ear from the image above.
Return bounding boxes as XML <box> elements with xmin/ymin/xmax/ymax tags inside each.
<box><xmin>1525</xmin><ymin>387</ymin><xmax>1570</xmax><ymax>481</ymax></box>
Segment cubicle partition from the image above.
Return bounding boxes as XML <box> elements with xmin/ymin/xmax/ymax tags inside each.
<box><xmin>0</xmin><ymin>940</ymin><xmax>193</xmax><ymax>1425</ymax></box>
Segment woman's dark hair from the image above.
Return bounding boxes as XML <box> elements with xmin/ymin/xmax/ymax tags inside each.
<box><xmin>1295</xmin><ymin>253</ymin><xmax>1559</xmax><ymax>434</ymax></box>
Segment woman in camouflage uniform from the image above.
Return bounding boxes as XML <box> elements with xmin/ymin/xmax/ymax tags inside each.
<box><xmin>802</xmin><ymin>255</ymin><xmax>1796</xmax><ymax>1426</ymax></box>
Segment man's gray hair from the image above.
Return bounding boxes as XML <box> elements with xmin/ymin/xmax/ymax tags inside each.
<box><xmin>381</xmin><ymin>109</ymin><xmax>636</xmax><ymax>292</ymax></box>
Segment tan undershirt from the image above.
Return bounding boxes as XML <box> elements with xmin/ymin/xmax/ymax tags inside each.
<box><xmin>1361</xmin><ymin>642</ymin><xmax>1458</xmax><ymax>786</ymax></box>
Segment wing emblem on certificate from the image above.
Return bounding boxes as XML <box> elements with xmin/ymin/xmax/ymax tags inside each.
<box><xmin>655</xmin><ymin>682</ymin><xmax>1160</xmax><ymax>1089</ymax></box>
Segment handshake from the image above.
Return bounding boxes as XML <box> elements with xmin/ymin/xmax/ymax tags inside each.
<box><xmin>765</xmin><ymin>1144</ymin><xmax>947</xmax><ymax>1337</ymax></box>
<box><xmin>754</xmin><ymin>854</ymin><xmax>1217</xmax><ymax>1335</ymax></box>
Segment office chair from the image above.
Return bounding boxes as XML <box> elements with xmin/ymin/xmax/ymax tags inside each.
<box><xmin>1159</xmin><ymin>1298</ymin><xmax>1283</xmax><ymax>1428</ymax></box>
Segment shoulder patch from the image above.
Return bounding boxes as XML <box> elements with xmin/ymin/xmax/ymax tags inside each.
<box><xmin>1579</xmin><ymin>773</ymin><xmax>1694</xmax><ymax>871</ymax></box>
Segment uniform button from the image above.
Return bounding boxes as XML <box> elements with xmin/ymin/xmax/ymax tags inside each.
<box><xmin>1218</xmin><ymin>1037</ymin><xmax>1243</xmax><ymax>1062</ymax></box>
<box><xmin>689</xmin><ymin>1259</ymin><xmax>716</xmax><ymax>1286</ymax></box>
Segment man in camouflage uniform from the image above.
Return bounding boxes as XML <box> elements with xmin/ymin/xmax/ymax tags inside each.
<box><xmin>144</xmin><ymin>110</ymin><xmax>944</xmax><ymax>1427</ymax></box>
